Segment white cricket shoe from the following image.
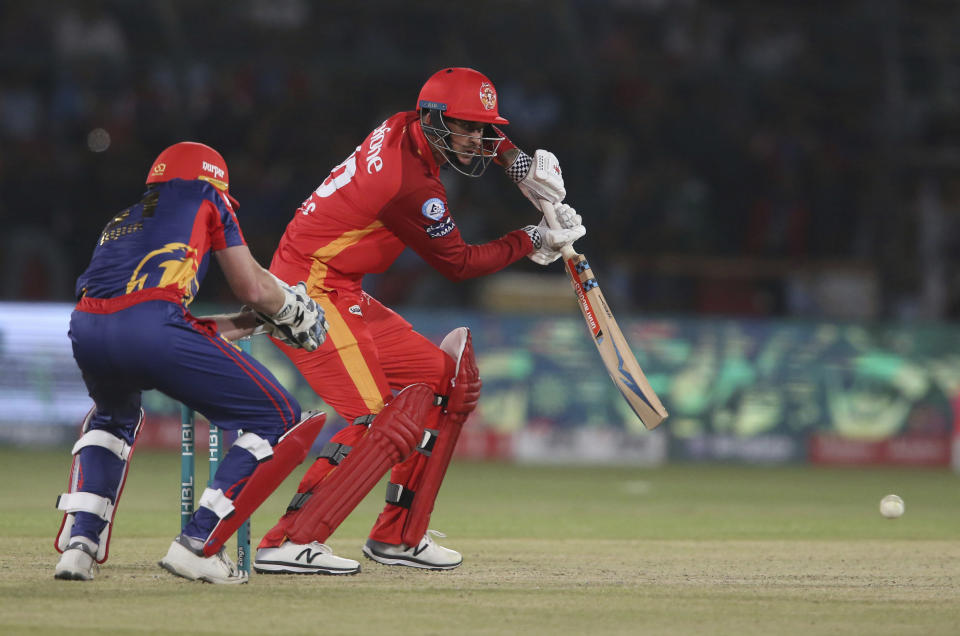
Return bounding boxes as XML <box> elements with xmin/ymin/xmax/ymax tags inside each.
<box><xmin>254</xmin><ymin>540</ymin><xmax>361</xmax><ymax>575</ymax></box>
<box><xmin>158</xmin><ymin>535</ymin><xmax>248</xmax><ymax>584</ymax></box>
<box><xmin>362</xmin><ymin>529</ymin><xmax>462</xmax><ymax>570</ymax></box>
<box><xmin>54</xmin><ymin>537</ymin><xmax>98</xmax><ymax>581</ymax></box>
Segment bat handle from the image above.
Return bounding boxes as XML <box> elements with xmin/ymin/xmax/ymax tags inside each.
<box><xmin>538</xmin><ymin>199</ymin><xmax>578</xmax><ymax>259</ymax></box>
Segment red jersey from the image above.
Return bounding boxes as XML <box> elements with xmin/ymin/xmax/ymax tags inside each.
<box><xmin>270</xmin><ymin>111</ymin><xmax>532</xmax><ymax>293</ymax></box>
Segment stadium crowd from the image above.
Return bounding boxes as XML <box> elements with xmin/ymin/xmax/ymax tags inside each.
<box><xmin>2</xmin><ymin>0</ymin><xmax>959</xmax><ymax>320</ymax></box>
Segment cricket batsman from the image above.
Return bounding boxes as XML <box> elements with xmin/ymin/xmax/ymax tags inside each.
<box><xmin>253</xmin><ymin>67</ymin><xmax>586</xmax><ymax>573</ymax></box>
<box><xmin>54</xmin><ymin>142</ymin><xmax>356</xmax><ymax>583</ymax></box>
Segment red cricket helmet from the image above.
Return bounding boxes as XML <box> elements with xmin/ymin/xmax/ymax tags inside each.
<box><xmin>145</xmin><ymin>141</ymin><xmax>240</xmax><ymax>209</ymax></box>
<box><xmin>417</xmin><ymin>67</ymin><xmax>510</xmax><ymax>125</ymax></box>
<box><xmin>417</xmin><ymin>68</ymin><xmax>509</xmax><ymax>177</ymax></box>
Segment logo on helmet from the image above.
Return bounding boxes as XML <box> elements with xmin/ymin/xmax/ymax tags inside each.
<box><xmin>152</xmin><ymin>163</ymin><xmax>166</xmax><ymax>176</ymax></box>
<box><xmin>479</xmin><ymin>82</ymin><xmax>497</xmax><ymax>111</ymax></box>
<box><xmin>202</xmin><ymin>161</ymin><xmax>225</xmax><ymax>180</ymax></box>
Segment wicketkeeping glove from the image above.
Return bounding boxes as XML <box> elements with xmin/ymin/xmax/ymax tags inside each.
<box><xmin>258</xmin><ymin>276</ymin><xmax>328</xmax><ymax>352</ymax></box>
<box><xmin>507</xmin><ymin>149</ymin><xmax>566</xmax><ymax>208</ymax></box>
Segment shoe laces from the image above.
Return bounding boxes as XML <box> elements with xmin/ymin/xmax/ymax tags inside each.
<box><xmin>214</xmin><ymin>547</ymin><xmax>240</xmax><ymax>576</ymax></box>
<box><xmin>307</xmin><ymin>541</ymin><xmax>332</xmax><ymax>554</ymax></box>
<box><xmin>421</xmin><ymin>529</ymin><xmax>447</xmax><ymax>547</ymax></box>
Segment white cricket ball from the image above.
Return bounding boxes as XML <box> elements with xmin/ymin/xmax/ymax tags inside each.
<box><xmin>879</xmin><ymin>494</ymin><xmax>905</xmax><ymax>519</ymax></box>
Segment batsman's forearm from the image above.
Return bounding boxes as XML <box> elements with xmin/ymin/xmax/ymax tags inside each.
<box><xmin>499</xmin><ymin>147</ymin><xmax>520</xmax><ymax>168</ymax></box>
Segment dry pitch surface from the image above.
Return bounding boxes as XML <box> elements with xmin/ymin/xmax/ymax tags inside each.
<box><xmin>1</xmin><ymin>448</ymin><xmax>958</xmax><ymax>635</ymax></box>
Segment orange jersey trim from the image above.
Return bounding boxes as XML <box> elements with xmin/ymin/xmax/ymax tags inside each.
<box><xmin>317</xmin><ymin>294</ymin><xmax>386</xmax><ymax>413</ymax></box>
<box><xmin>306</xmin><ymin>221</ymin><xmax>385</xmax><ymax>291</ymax></box>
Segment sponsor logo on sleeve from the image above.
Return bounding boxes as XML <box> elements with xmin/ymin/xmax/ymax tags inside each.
<box><xmin>426</xmin><ymin>217</ymin><xmax>456</xmax><ymax>238</ymax></box>
<box><xmin>348</xmin><ymin>304</ymin><xmax>363</xmax><ymax>316</ymax></box>
<box><xmin>421</xmin><ymin>198</ymin><xmax>446</xmax><ymax>221</ymax></box>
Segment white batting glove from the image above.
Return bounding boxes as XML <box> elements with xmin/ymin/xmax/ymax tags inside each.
<box><xmin>522</xmin><ymin>215</ymin><xmax>586</xmax><ymax>266</ymax></box>
<box><xmin>553</xmin><ymin>203</ymin><xmax>582</xmax><ymax>230</ymax></box>
<box><xmin>506</xmin><ymin>149</ymin><xmax>566</xmax><ymax>208</ymax></box>
<box><xmin>258</xmin><ymin>276</ymin><xmax>328</xmax><ymax>352</ymax></box>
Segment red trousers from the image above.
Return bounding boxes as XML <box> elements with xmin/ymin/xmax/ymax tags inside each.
<box><xmin>259</xmin><ymin>290</ymin><xmax>454</xmax><ymax>547</ymax></box>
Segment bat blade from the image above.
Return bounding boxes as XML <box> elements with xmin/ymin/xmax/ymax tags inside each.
<box><xmin>562</xmin><ymin>251</ymin><xmax>668</xmax><ymax>429</ymax></box>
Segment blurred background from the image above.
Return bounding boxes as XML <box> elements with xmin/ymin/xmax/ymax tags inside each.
<box><xmin>3</xmin><ymin>0</ymin><xmax>960</xmax><ymax>468</ymax></box>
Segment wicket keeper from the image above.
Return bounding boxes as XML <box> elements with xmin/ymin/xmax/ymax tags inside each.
<box><xmin>55</xmin><ymin>142</ymin><xmax>342</xmax><ymax>583</ymax></box>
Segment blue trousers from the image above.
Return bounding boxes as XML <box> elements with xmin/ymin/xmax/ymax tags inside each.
<box><xmin>67</xmin><ymin>300</ymin><xmax>301</xmax><ymax>542</ymax></box>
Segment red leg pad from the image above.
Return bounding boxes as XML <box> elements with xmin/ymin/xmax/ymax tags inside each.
<box><xmin>400</xmin><ymin>328</ymin><xmax>481</xmax><ymax>546</ymax></box>
<box><xmin>286</xmin><ymin>383</ymin><xmax>435</xmax><ymax>544</ymax></box>
<box><xmin>444</xmin><ymin>330</ymin><xmax>481</xmax><ymax>424</ymax></box>
<box><xmin>297</xmin><ymin>423</ymin><xmax>371</xmax><ymax>494</ymax></box>
<box><xmin>202</xmin><ymin>411</ymin><xmax>326</xmax><ymax>556</ymax></box>
<box><xmin>257</xmin><ymin>423</ymin><xmax>369</xmax><ymax>549</ymax></box>
<box><xmin>367</xmin><ymin>443</ymin><xmax>431</xmax><ymax>544</ymax></box>
<box><xmin>397</xmin><ymin>412</ymin><xmax>463</xmax><ymax>546</ymax></box>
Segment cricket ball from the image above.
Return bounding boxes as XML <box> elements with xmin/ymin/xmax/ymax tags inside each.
<box><xmin>879</xmin><ymin>494</ymin><xmax>905</xmax><ymax>519</ymax></box>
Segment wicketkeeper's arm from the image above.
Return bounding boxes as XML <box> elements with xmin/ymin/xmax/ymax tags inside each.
<box><xmin>215</xmin><ymin>245</ymin><xmax>286</xmax><ymax>315</ymax></box>
<box><xmin>214</xmin><ymin>245</ymin><xmax>327</xmax><ymax>351</ymax></box>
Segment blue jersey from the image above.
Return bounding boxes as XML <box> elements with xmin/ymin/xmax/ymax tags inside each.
<box><xmin>75</xmin><ymin>179</ymin><xmax>245</xmax><ymax>308</ymax></box>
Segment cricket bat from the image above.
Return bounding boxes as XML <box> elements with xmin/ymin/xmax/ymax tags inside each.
<box><xmin>539</xmin><ymin>201</ymin><xmax>668</xmax><ymax>429</ymax></box>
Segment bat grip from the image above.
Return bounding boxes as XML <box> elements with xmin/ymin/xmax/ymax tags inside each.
<box><xmin>538</xmin><ymin>200</ymin><xmax>578</xmax><ymax>259</ymax></box>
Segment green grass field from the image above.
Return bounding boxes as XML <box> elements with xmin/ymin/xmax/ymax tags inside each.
<box><xmin>2</xmin><ymin>447</ymin><xmax>959</xmax><ymax>635</ymax></box>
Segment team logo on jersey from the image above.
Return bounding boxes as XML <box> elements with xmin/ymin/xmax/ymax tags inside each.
<box><xmin>479</xmin><ymin>82</ymin><xmax>497</xmax><ymax>111</ymax></box>
<box><xmin>426</xmin><ymin>217</ymin><xmax>456</xmax><ymax>238</ymax></box>
<box><xmin>125</xmin><ymin>242</ymin><xmax>200</xmax><ymax>303</ymax></box>
<box><xmin>421</xmin><ymin>197</ymin><xmax>446</xmax><ymax>221</ymax></box>
<box><xmin>348</xmin><ymin>304</ymin><xmax>363</xmax><ymax>316</ymax></box>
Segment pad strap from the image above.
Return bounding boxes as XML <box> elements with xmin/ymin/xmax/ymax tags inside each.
<box><xmin>287</xmin><ymin>492</ymin><xmax>312</xmax><ymax>512</ymax></box>
<box><xmin>353</xmin><ymin>414</ymin><xmax>376</xmax><ymax>427</ymax></box>
<box><xmin>198</xmin><ymin>487</ymin><xmax>235</xmax><ymax>519</ymax></box>
<box><xmin>417</xmin><ymin>429</ymin><xmax>438</xmax><ymax>456</ymax></box>
<box><xmin>56</xmin><ymin>492</ymin><xmax>113</xmax><ymax>521</ymax></box>
<box><xmin>319</xmin><ymin>442</ymin><xmax>352</xmax><ymax>465</ymax></box>
<box><xmin>312</xmin><ymin>415</ymin><xmax>376</xmax><ymax>468</ymax></box>
<box><xmin>235</xmin><ymin>432</ymin><xmax>273</xmax><ymax>461</ymax></box>
<box><xmin>385</xmin><ymin>482</ymin><xmax>415</xmax><ymax>509</ymax></box>
<box><xmin>71</xmin><ymin>429</ymin><xmax>132</xmax><ymax>461</ymax></box>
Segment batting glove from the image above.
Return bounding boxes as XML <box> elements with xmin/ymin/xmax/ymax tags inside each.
<box><xmin>522</xmin><ymin>215</ymin><xmax>586</xmax><ymax>266</ymax></box>
<box><xmin>507</xmin><ymin>149</ymin><xmax>566</xmax><ymax>208</ymax></box>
